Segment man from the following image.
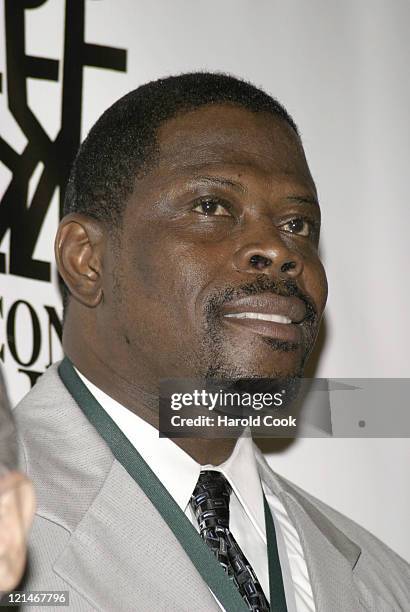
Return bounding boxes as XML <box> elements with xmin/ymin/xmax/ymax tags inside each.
<box><xmin>14</xmin><ymin>73</ymin><xmax>410</xmax><ymax>611</ymax></box>
<box><xmin>0</xmin><ymin>369</ymin><xmax>35</xmax><ymax>593</ymax></box>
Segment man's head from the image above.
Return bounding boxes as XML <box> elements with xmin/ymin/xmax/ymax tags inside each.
<box><xmin>56</xmin><ymin>72</ymin><xmax>327</xmax><ymax>392</ymax></box>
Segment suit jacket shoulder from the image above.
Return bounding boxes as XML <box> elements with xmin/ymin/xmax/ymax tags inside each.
<box><xmin>15</xmin><ymin>363</ymin><xmax>114</xmax><ymax>532</ymax></box>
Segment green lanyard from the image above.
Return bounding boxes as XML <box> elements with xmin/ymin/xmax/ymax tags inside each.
<box><xmin>59</xmin><ymin>357</ymin><xmax>287</xmax><ymax>612</ymax></box>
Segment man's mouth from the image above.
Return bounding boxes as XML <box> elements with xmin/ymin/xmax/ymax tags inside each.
<box><xmin>224</xmin><ymin>312</ymin><xmax>291</xmax><ymax>324</ymax></box>
<box><xmin>220</xmin><ymin>294</ymin><xmax>308</xmax><ymax>343</ymax></box>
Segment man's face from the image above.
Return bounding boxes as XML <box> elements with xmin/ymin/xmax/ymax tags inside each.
<box><xmin>102</xmin><ymin>104</ymin><xmax>327</xmax><ymax>383</ymax></box>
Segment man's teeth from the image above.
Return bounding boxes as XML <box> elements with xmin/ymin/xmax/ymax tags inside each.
<box><xmin>224</xmin><ymin>312</ymin><xmax>292</xmax><ymax>324</ymax></box>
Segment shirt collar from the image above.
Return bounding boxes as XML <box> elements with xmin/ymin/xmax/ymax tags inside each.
<box><xmin>208</xmin><ymin>431</ymin><xmax>267</xmax><ymax>541</ymax></box>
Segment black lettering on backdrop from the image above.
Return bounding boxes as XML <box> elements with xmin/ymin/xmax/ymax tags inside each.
<box><xmin>7</xmin><ymin>300</ymin><xmax>41</xmax><ymax>367</ymax></box>
<box><xmin>0</xmin><ymin>296</ymin><xmax>63</xmax><ymax>387</ymax></box>
<box><xmin>0</xmin><ymin>0</ymin><xmax>127</xmax><ymax>280</ymax></box>
<box><xmin>18</xmin><ymin>368</ymin><xmax>43</xmax><ymax>387</ymax></box>
<box><xmin>44</xmin><ymin>305</ymin><xmax>63</xmax><ymax>367</ymax></box>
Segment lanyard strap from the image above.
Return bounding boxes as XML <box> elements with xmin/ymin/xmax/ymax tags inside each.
<box><xmin>264</xmin><ymin>494</ymin><xmax>288</xmax><ymax>611</ymax></box>
<box><xmin>59</xmin><ymin>357</ymin><xmax>287</xmax><ymax>612</ymax></box>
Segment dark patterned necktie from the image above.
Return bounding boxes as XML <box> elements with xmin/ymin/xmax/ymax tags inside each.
<box><xmin>190</xmin><ymin>470</ymin><xmax>270</xmax><ymax>612</ymax></box>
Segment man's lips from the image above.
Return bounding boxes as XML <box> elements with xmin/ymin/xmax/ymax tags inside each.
<box><xmin>220</xmin><ymin>294</ymin><xmax>308</xmax><ymax>342</ymax></box>
<box><xmin>221</xmin><ymin>294</ymin><xmax>307</xmax><ymax>322</ymax></box>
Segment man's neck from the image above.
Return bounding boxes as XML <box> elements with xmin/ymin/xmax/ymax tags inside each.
<box><xmin>173</xmin><ymin>437</ymin><xmax>237</xmax><ymax>466</ymax></box>
<box><xmin>65</xmin><ymin>347</ymin><xmax>237</xmax><ymax>465</ymax></box>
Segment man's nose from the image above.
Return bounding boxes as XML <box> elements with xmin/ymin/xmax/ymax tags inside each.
<box><xmin>232</xmin><ymin>228</ymin><xmax>304</xmax><ymax>279</ymax></box>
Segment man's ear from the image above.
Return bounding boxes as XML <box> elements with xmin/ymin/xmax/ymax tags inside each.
<box><xmin>55</xmin><ymin>213</ymin><xmax>105</xmax><ymax>307</ymax></box>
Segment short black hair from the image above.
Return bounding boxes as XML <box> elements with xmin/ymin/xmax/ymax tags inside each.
<box><xmin>63</xmin><ymin>71</ymin><xmax>299</xmax><ymax>226</ymax></box>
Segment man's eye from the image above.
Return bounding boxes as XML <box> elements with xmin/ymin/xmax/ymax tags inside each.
<box><xmin>192</xmin><ymin>198</ymin><xmax>231</xmax><ymax>217</ymax></box>
<box><xmin>280</xmin><ymin>218</ymin><xmax>312</xmax><ymax>236</ymax></box>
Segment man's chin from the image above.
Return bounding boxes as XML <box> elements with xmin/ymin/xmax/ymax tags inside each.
<box><xmin>205</xmin><ymin>350</ymin><xmax>305</xmax><ymax>380</ymax></box>
<box><xmin>204</xmin><ymin>357</ymin><xmax>304</xmax><ymax>381</ymax></box>
<box><xmin>202</xmin><ymin>371</ymin><xmax>303</xmax><ymax>416</ymax></box>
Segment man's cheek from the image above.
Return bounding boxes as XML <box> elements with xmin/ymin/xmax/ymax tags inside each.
<box><xmin>126</xmin><ymin>235</ymin><xmax>172</xmax><ymax>298</ymax></box>
<box><xmin>316</xmin><ymin>264</ymin><xmax>328</xmax><ymax>313</ymax></box>
<box><xmin>304</xmin><ymin>260</ymin><xmax>328</xmax><ymax>315</ymax></box>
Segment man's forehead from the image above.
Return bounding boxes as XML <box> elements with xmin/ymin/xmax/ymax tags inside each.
<box><xmin>153</xmin><ymin>104</ymin><xmax>311</xmax><ymax>181</ymax></box>
<box><xmin>157</xmin><ymin>104</ymin><xmax>300</xmax><ymax>153</ymax></box>
<box><xmin>157</xmin><ymin>147</ymin><xmax>312</xmax><ymax>181</ymax></box>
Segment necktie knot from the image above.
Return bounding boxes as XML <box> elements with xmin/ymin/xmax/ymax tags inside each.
<box><xmin>191</xmin><ymin>470</ymin><xmax>232</xmax><ymax>533</ymax></box>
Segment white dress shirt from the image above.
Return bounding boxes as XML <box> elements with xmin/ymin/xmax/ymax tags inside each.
<box><xmin>76</xmin><ymin>369</ymin><xmax>315</xmax><ymax>612</ymax></box>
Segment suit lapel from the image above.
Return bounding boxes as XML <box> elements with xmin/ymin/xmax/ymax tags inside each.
<box><xmin>53</xmin><ymin>458</ymin><xmax>219</xmax><ymax>612</ymax></box>
<box><xmin>255</xmin><ymin>451</ymin><xmax>362</xmax><ymax>612</ymax></box>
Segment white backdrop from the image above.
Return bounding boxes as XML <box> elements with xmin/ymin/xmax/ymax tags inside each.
<box><xmin>1</xmin><ymin>0</ymin><xmax>409</xmax><ymax>561</ymax></box>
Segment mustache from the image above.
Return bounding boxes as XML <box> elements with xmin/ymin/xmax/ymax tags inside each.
<box><xmin>204</xmin><ymin>275</ymin><xmax>317</xmax><ymax>323</ymax></box>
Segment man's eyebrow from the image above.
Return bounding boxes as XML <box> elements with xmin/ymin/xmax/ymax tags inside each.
<box><xmin>183</xmin><ymin>176</ymin><xmax>319</xmax><ymax>206</ymax></box>
<box><xmin>189</xmin><ymin>175</ymin><xmax>247</xmax><ymax>193</ymax></box>
<box><xmin>286</xmin><ymin>195</ymin><xmax>320</xmax><ymax>207</ymax></box>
